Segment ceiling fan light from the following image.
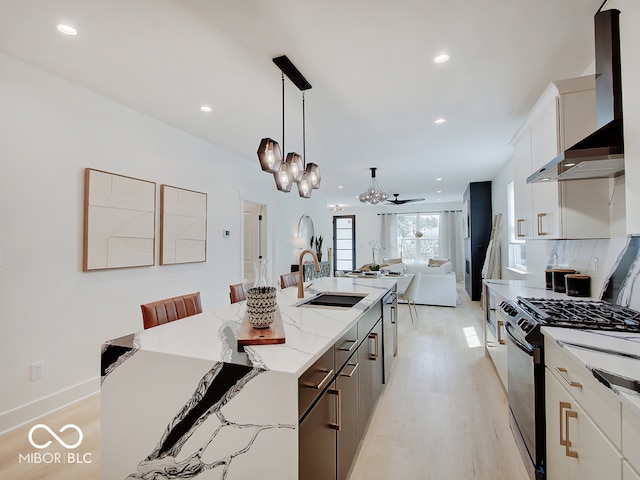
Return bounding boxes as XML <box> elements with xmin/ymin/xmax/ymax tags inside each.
<box><xmin>297</xmin><ymin>172</ymin><xmax>312</xmax><ymax>198</ymax></box>
<box><xmin>258</xmin><ymin>138</ymin><xmax>282</xmax><ymax>173</ymax></box>
<box><xmin>286</xmin><ymin>153</ymin><xmax>304</xmax><ymax>183</ymax></box>
<box><xmin>274</xmin><ymin>161</ymin><xmax>292</xmax><ymax>192</ymax></box>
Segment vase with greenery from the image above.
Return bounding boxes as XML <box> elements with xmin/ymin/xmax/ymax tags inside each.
<box><xmin>314</xmin><ymin>235</ymin><xmax>323</xmax><ymax>262</ymax></box>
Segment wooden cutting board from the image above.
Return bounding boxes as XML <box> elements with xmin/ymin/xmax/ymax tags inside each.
<box><xmin>237</xmin><ymin>307</ymin><xmax>286</xmax><ymax>347</ymax></box>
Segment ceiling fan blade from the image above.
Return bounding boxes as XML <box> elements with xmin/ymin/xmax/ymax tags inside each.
<box><xmin>386</xmin><ymin>196</ymin><xmax>425</xmax><ymax>205</ymax></box>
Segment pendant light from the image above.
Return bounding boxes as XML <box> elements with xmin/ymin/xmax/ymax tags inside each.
<box><xmin>359</xmin><ymin>167</ymin><xmax>389</xmax><ymax>204</ymax></box>
<box><xmin>257</xmin><ymin>55</ymin><xmax>321</xmax><ymax>197</ymax></box>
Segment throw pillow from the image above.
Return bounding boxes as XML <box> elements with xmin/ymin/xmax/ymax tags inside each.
<box><xmin>428</xmin><ymin>258</ymin><xmax>450</xmax><ymax>267</ymax></box>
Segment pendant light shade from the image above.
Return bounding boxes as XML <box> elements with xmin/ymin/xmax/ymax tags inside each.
<box><xmin>257</xmin><ymin>138</ymin><xmax>282</xmax><ymax>173</ymax></box>
<box><xmin>297</xmin><ymin>172</ymin><xmax>312</xmax><ymax>198</ymax></box>
<box><xmin>274</xmin><ymin>161</ymin><xmax>293</xmax><ymax>192</ymax></box>
<box><xmin>286</xmin><ymin>153</ymin><xmax>304</xmax><ymax>183</ymax></box>
<box><xmin>306</xmin><ymin>163</ymin><xmax>321</xmax><ymax>189</ymax></box>
<box><xmin>359</xmin><ymin>167</ymin><xmax>389</xmax><ymax>204</ymax></box>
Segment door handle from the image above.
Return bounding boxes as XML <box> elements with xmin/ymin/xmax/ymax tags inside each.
<box><xmin>328</xmin><ymin>388</ymin><xmax>341</xmax><ymax>431</ymax></box>
<box><xmin>497</xmin><ymin>320</ymin><xmax>505</xmax><ymax>345</ymax></box>
<box><xmin>559</xmin><ymin>401</ymin><xmax>579</xmax><ymax>458</ymax></box>
<box><xmin>537</xmin><ymin>213</ymin><xmax>548</xmax><ymax>236</ymax></box>
<box><xmin>368</xmin><ymin>332</ymin><xmax>379</xmax><ymax>360</ymax></box>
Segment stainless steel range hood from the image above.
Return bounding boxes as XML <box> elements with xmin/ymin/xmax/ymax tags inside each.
<box><xmin>527</xmin><ymin>9</ymin><xmax>624</xmax><ymax>183</ymax></box>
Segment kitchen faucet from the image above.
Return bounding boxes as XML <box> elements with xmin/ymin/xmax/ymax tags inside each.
<box><xmin>298</xmin><ymin>249</ymin><xmax>320</xmax><ymax>298</ymax></box>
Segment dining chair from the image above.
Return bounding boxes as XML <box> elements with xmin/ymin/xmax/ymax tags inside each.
<box><xmin>229</xmin><ymin>283</ymin><xmax>246</xmax><ymax>304</ymax></box>
<box><xmin>280</xmin><ymin>272</ymin><xmax>299</xmax><ymax>289</ymax></box>
<box><xmin>398</xmin><ymin>274</ymin><xmax>421</xmax><ymax>323</ymax></box>
<box><xmin>141</xmin><ymin>292</ymin><xmax>202</xmax><ymax>329</ymax></box>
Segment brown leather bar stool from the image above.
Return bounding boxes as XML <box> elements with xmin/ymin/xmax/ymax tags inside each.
<box><xmin>280</xmin><ymin>272</ymin><xmax>299</xmax><ymax>289</ymax></box>
<box><xmin>229</xmin><ymin>283</ymin><xmax>246</xmax><ymax>304</ymax></box>
<box><xmin>141</xmin><ymin>292</ymin><xmax>202</xmax><ymax>329</ymax></box>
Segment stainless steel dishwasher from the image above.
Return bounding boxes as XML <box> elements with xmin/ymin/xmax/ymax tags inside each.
<box><xmin>382</xmin><ymin>288</ymin><xmax>397</xmax><ymax>383</ymax></box>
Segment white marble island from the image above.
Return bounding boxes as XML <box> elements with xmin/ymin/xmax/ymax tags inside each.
<box><xmin>101</xmin><ymin>277</ymin><xmax>397</xmax><ymax>480</ymax></box>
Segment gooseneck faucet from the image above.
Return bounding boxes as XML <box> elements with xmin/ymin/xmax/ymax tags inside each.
<box><xmin>298</xmin><ymin>249</ymin><xmax>320</xmax><ymax>298</ymax></box>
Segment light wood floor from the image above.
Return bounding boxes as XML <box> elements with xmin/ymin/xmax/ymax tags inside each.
<box><xmin>0</xmin><ymin>284</ymin><xmax>528</xmax><ymax>480</ymax></box>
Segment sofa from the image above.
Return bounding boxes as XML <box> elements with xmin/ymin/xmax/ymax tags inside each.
<box><xmin>382</xmin><ymin>258</ymin><xmax>458</xmax><ymax>307</ymax></box>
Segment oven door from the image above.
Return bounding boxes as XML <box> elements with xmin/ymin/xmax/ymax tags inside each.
<box><xmin>505</xmin><ymin>320</ymin><xmax>545</xmax><ymax>480</ymax></box>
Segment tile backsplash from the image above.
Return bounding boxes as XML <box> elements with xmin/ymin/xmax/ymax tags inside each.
<box><xmin>527</xmin><ymin>236</ymin><xmax>640</xmax><ymax>310</ymax></box>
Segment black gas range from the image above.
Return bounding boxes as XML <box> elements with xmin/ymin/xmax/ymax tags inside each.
<box><xmin>498</xmin><ymin>297</ymin><xmax>640</xmax><ymax>480</ymax></box>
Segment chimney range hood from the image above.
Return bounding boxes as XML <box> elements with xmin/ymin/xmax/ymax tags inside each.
<box><xmin>527</xmin><ymin>9</ymin><xmax>624</xmax><ymax>183</ymax></box>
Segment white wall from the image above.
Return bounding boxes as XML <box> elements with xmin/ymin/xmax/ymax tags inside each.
<box><xmin>0</xmin><ymin>53</ymin><xmax>328</xmax><ymax>432</ymax></box>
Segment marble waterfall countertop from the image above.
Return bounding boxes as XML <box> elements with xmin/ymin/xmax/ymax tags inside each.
<box><xmin>107</xmin><ymin>276</ymin><xmax>397</xmax><ymax>377</ymax></box>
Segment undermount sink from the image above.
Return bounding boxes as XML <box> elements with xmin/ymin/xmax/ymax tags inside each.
<box><xmin>297</xmin><ymin>292</ymin><xmax>367</xmax><ymax>308</ymax></box>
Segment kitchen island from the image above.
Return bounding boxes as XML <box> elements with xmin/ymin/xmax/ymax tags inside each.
<box><xmin>101</xmin><ymin>277</ymin><xmax>397</xmax><ymax>480</ymax></box>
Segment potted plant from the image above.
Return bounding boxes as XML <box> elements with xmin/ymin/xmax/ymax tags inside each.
<box><xmin>314</xmin><ymin>235</ymin><xmax>323</xmax><ymax>262</ymax></box>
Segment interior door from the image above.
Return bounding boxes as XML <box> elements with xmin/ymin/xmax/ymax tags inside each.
<box><xmin>243</xmin><ymin>201</ymin><xmax>266</xmax><ymax>282</ymax></box>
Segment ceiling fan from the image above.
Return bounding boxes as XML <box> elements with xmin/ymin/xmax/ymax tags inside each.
<box><xmin>386</xmin><ymin>193</ymin><xmax>425</xmax><ymax>205</ymax></box>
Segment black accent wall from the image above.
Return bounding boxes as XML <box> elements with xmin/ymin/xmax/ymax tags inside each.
<box><xmin>463</xmin><ymin>181</ymin><xmax>492</xmax><ymax>301</ymax></box>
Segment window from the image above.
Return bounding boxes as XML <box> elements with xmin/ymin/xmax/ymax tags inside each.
<box><xmin>333</xmin><ymin>215</ymin><xmax>356</xmax><ymax>271</ymax></box>
<box><xmin>396</xmin><ymin>213</ymin><xmax>440</xmax><ymax>263</ymax></box>
<box><xmin>507</xmin><ymin>180</ymin><xmax>526</xmax><ymax>271</ymax></box>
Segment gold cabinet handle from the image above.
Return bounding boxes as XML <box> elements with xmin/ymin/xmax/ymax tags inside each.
<box><xmin>497</xmin><ymin>320</ymin><xmax>505</xmax><ymax>345</ymax></box>
<box><xmin>560</xmin><ymin>401</ymin><xmax>579</xmax><ymax>458</ymax></box>
<box><xmin>301</xmin><ymin>368</ymin><xmax>334</xmax><ymax>390</ymax></box>
<box><xmin>537</xmin><ymin>213</ymin><xmax>547</xmax><ymax>236</ymax></box>
<box><xmin>338</xmin><ymin>339</ymin><xmax>357</xmax><ymax>352</ymax></box>
<box><xmin>556</xmin><ymin>367</ymin><xmax>583</xmax><ymax>388</ymax></box>
<box><xmin>340</xmin><ymin>362</ymin><xmax>359</xmax><ymax>378</ymax></box>
<box><xmin>328</xmin><ymin>388</ymin><xmax>342</xmax><ymax>431</ymax></box>
<box><xmin>368</xmin><ymin>332</ymin><xmax>379</xmax><ymax>360</ymax></box>
<box><xmin>517</xmin><ymin>219</ymin><xmax>525</xmax><ymax>237</ymax></box>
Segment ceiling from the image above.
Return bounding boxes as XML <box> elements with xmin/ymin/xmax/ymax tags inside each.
<box><xmin>0</xmin><ymin>0</ymin><xmax>607</xmax><ymax>206</ymax></box>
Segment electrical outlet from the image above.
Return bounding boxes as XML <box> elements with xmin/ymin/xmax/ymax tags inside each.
<box><xmin>591</xmin><ymin>257</ymin><xmax>599</xmax><ymax>273</ymax></box>
<box><xmin>31</xmin><ymin>361</ymin><xmax>44</xmax><ymax>381</ymax></box>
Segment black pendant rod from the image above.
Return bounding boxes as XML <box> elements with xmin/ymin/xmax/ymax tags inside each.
<box><xmin>281</xmin><ymin>73</ymin><xmax>285</xmax><ymax>154</ymax></box>
<box><xmin>302</xmin><ymin>91</ymin><xmax>306</xmax><ymax>168</ymax></box>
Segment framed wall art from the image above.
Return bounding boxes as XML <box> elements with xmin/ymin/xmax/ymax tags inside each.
<box><xmin>160</xmin><ymin>185</ymin><xmax>207</xmax><ymax>265</ymax></box>
<box><xmin>83</xmin><ymin>168</ymin><xmax>156</xmax><ymax>271</ymax></box>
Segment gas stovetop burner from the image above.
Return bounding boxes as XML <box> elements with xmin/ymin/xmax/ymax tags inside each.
<box><xmin>518</xmin><ymin>297</ymin><xmax>640</xmax><ymax>333</ymax></box>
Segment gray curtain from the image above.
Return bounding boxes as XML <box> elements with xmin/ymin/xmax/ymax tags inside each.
<box><xmin>439</xmin><ymin>210</ymin><xmax>464</xmax><ymax>279</ymax></box>
<box><xmin>379</xmin><ymin>213</ymin><xmax>398</xmax><ymax>262</ymax></box>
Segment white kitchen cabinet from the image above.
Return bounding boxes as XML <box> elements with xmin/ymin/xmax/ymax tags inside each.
<box><xmin>623</xmin><ymin>401</ymin><xmax>640</xmax><ymax>474</ymax></box>
<box><xmin>512</xmin><ymin>76</ymin><xmax>612</xmax><ymax>239</ymax></box>
<box><xmin>617</xmin><ymin>1</ymin><xmax>640</xmax><ymax>234</ymax></box>
<box><xmin>545</xmin><ymin>371</ymin><xmax>623</xmax><ymax>480</ymax></box>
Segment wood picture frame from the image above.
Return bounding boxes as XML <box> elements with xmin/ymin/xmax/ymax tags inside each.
<box><xmin>83</xmin><ymin>168</ymin><xmax>156</xmax><ymax>271</ymax></box>
<box><xmin>160</xmin><ymin>185</ymin><xmax>207</xmax><ymax>265</ymax></box>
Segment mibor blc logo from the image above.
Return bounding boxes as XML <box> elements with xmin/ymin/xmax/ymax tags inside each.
<box><xmin>19</xmin><ymin>423</ymin><xmax>92</xmax><ymax>465</ymax></box>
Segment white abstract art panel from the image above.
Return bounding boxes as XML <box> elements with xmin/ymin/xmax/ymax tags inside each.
<box><xmin>83</xmin><ymin>168</ymin><xmax>156</xmax><ymax>271</ymax></box>
<box><xmin>160</xmin><ymin>185</ymin><xmax>207</xmax><ymax>264</ymax></box>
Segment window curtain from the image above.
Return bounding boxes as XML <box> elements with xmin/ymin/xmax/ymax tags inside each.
<box><xmin>439</xmin><ymin>210</ymin><xmax>464</xmax><ymax>279</ymax></box>
<box><xmin>379</xmin><ymin>213</ymin><xmax>398</xmax><ymax>262</ymax></box>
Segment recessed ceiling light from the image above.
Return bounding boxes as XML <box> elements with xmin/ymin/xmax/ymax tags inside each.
<box><xmin>57</xmin><ymin>24</ymin><xmax>77</xmax><ymax>36</ymax></box>
<box><xmin>436</xmin><ymin>177</ymin><xmax>442</xmax><ymax>182</ymax></box>
<box><xmin>200</xmin><ymin>105</ymin><xmax>212</xmax><ymax>112</ymax></box>
<box><xmin>436</xmin><ymin>190</ymin><xmax>442</xmax><ymax>193</ymax></box>
<box><xmin>338</xmin><ymin>185</ymin><xmax>343</xmax><ymax>189</ymax></box>
<box><xmin>434</xmin><ymin>54</ymin><xmax>450</xmax><ymax>63</ymax></box>
<box><xmin>434</xmin><ymin>118</ymin><xmax>446</xmax><ymax>124</ymax></box>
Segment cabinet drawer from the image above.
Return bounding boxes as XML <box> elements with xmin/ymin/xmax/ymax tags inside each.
<box><xmin>298</xmin><ymin>347</ymin><xmax>335</xmax><ymax>419</ymax></box>
<box><xmin>335</xmin><ymin>323</ymin><xmax>358</xmax><ymax>370</ymax></box>
<box><xmin>358</xmin><ymin>304</ymin><xmax>381</xmax><ymax>338</ymax></box>
<box><xmin>545</xmin><ymin>338</ymin><xmax>622</xmax><ymax>449</ymax></box>
<box><xmin>623</xmin><ymin>402</ymin><xmax>640</xmax><ymax>473</ymax></box>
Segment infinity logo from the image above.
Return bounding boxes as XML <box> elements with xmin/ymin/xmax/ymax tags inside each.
<box><xmin>28</xmin><ymin>424</ymin><xmax>83</xmax><ymax>449</ymax></box>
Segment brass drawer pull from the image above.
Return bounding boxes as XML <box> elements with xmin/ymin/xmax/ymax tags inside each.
<box><xmin>517</xmin><ymin>219</ymin><xmax>525</xmax><ymax>237</ymax></box>
<box><xmin>338</xmin><ymin>339</ymin><xmax>357</xmax><ymax>352</ymax></box>
<box><xmin>556</xmin><ymin>367</ymin><xmax>583</xmax><ymax>388</ymax></box>
<box><xmin>328</xmin><ymin>388</ymin><xmax>342</xmax><ymax>431</ymax></box>
<box><xmin>340</xmin><ymin>362</ymin><xmax>359</xmax><ymax>378</ymax></box>
<box><xmin>301</xmin><ymin>368</ymin><xmax>334</xmax><ymax>390</ymax></box>
<box><xmin>497</xmin><ymin>320</ymin><xmax>505</xmax><ymax>345</ymax></box>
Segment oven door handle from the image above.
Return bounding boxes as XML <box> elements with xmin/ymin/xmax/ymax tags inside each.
<box><xmin>505</xmin><ymin>321</ymin><xmax>534</xmax><ymax>356</ymax></box>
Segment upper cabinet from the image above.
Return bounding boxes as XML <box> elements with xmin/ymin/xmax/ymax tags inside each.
<box><xmin>618</xmin><ymin>2</ymin><xmax>640</xmax><ymax>234</ymax></box>
<box><xmin>512</xmin><ymin>76</ymin><xmax>613</xmax><ymax>239</ymax></box>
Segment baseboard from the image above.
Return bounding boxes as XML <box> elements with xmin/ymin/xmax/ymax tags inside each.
<box><xmin>0</xmin><ymin>376</ymin><xmax>100</xmax><ymax>435</ymax></box>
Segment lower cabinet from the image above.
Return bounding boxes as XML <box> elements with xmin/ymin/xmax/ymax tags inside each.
<box><xmin>545</xmin><ymin>368</ymin><xmax>623</xmax><ymax>480</ymax></box>
<box><xmin>299</xmin><ymin>308</ymin><xmax>384</xmax><ymax>480</ymax></box>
